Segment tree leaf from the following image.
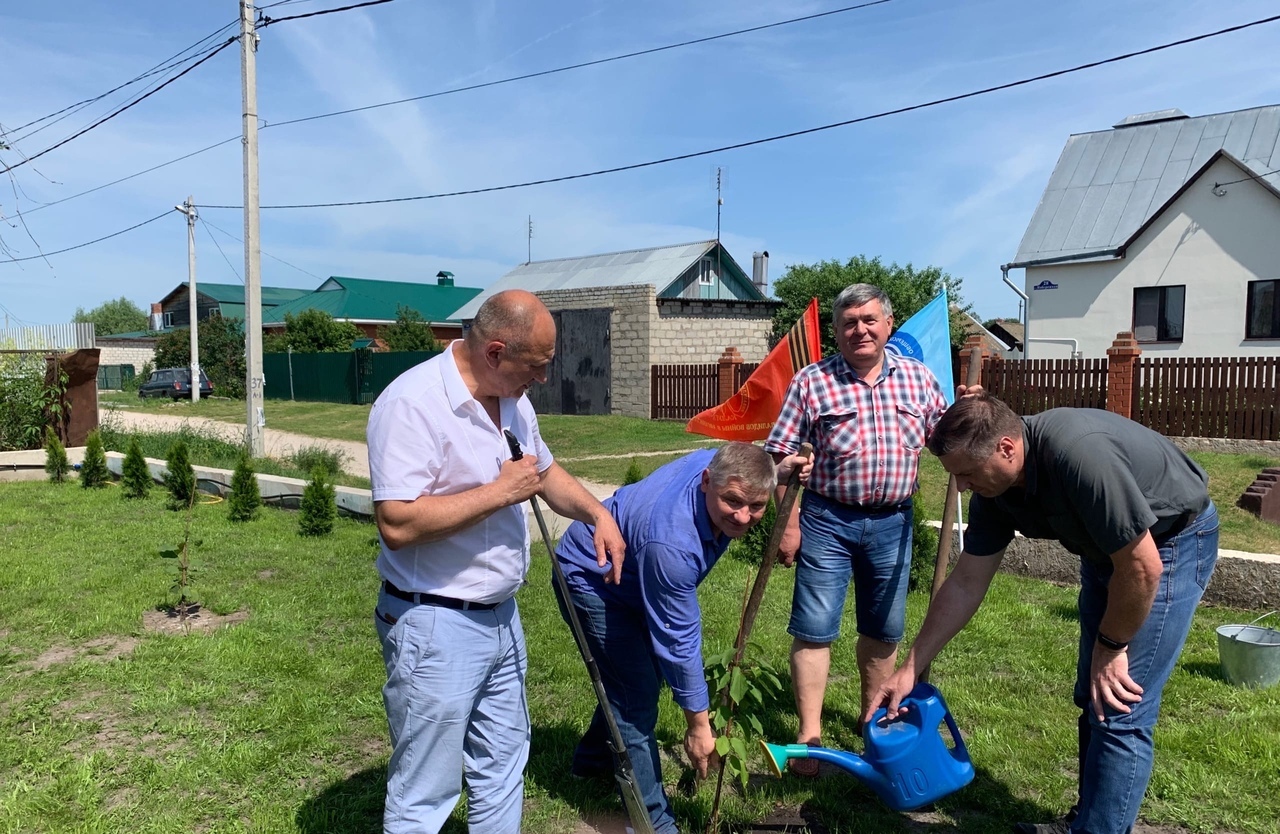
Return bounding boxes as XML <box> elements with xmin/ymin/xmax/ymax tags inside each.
<box><xmin>729</xmin><ymin>666</ymin><xmax>748</xmax><ymax>704</ymax></box>
<box><xmin>159</xmin><ymin>549</ymin><xmax>180</xmax><ymax>559</ymax></box>
<box><xmin>715</xmin><ymin>735</ymin><xmax>731</xmax><ymax>756</ymax></box>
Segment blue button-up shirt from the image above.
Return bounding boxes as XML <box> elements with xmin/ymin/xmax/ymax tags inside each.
<box><xmin>555</xmin><ymin>448</ymin><xmax>727</xmax><ymax>713</ymax></box>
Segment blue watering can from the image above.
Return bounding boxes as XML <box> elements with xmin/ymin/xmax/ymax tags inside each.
<box><xmin>760</xmin><ymin>682</ymin><xmax>974</xmax><ymax>811</ymax></box>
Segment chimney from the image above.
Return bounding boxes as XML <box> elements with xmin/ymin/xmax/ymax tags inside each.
<box><xmin>149</xmin><ymin>303</ymin><xmax>164</xmax><ymax>332</ymax></box>
<box><xmin>436</xmin><ymin>270</ymin><xmax>455</xmax><ymax>287</ymax></box>
<box><xmin>751</xmin><ymin>250</ymin><xmax>769</xmax><ymax>295</ymax></box>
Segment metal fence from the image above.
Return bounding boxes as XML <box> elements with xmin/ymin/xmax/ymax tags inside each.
<box><xmin>0</xmin><ymin>323</ymin><xmax>95</xmax><ymax>351</ymax></box>
<box><xmin>263</xmin><ymin>349</ymin><xmax>442</xmax><ymax>404</ymax></box>
<box><xmin>96</xmin><ymin>364</ymin><xmax>137</xmax><ymax>390</ymax></box>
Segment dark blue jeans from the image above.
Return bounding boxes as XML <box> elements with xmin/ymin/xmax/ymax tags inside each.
<box><xmin>554</xmin><ymin>584</ymin><xmax>678</xmax><ymax>834</ymax></box>
<box><xmin>1070</xmin><ymin>501</ymin><xmax>1219</xmax><ymax>834</ymax></box>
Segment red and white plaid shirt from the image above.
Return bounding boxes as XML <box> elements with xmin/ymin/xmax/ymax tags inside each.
<box><xmin>765</xmin><ymin>351</ymin><xmax>949</xmax><ymax>507</ymax></box>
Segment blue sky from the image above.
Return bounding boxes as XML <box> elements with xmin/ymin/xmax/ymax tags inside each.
<box><xmin>2</xmin><ymin>0</ymin><xmax>1279</xmax><ymax>328</ymax></box>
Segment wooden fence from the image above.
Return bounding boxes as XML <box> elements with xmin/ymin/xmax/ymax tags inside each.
<box><xmin>650</xmin><ymin>361</ymin><xmax>758</xmax><ymax>420</ymax></box>
<box><xmin>981</xmin><ymin>357</ymin><xmax>1109</xmax><ymax>413</ymax></box>
<box><xmin>1134</xmin><ymin>356</ymin><xmax>1280</xmax><ymax>441</ymax></box>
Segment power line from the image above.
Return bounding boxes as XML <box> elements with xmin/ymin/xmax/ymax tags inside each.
<box><xmin>0</xmin><ymin>211</ymin><xmax>172</xmax><ymax>263</ymax></box>
<box><xmin>200</xmin><ymin>216</ymin><xmax>325</xmax><ymax>281</ymax></box>
<box><xmin>268</xmin><ymin>0</ymin><xmax>898</xmax><ymax>129</ymax></box>
<box><xmin>1</xmin><ymin>0</ymin><xmax>900</xmax><ymax>213</ymax></box>
<box><xmin>1</xmin><ymin>38</ymin><xmax>238</xmax><ymax>175</ymax></box>
<box><xmin>199</xmin><ymin>217</ymin><xmax>243</xmax><ymax>283</ymax></box>
<box><xmin>260</xmin><ymin>0</ymin><xmax>395</xmax><ymax>27</ymax></box>
<box><xmin>11</xmin><ymin>137</ymin><xmax>241</xmax><ymax>219</ymax></box>
<box><xmin>200</xmin><ymin>12</ymin><xmax>1280</xmax><ymax>211</ymax></box>
<box><xmin>1214</xmin><ymin>167</ymin><xmax>1280</xmax><ymax>188</ymax></box>
<box><xmin>2</xmin><ymin>21</ymin><xmax>239</xmax><ymax>141</ymax></box>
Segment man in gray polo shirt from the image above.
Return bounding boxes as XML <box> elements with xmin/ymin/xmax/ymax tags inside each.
<box><xmin>865</xmin><ymin>394</ymin><xmax>1218</xmax><ymax>834</ymax></box>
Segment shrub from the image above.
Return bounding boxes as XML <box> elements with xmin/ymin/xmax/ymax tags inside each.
<box><xmin>228</xmin><ymin>452</ymin><xmax>262</xmax><ymax>522</ymax></box>
<box><xmin>124</xmin><ymin>361</ymin><xmax>151</xmax><ymax>393</ymax></box>
<box><xmin>622</xmin><ymin>458</ymin><xmax>644</xmax><ymax>486</ymax></box>
<box><xmin>121</xmin><ymin>436</ymin><xmax>152</xmax><ymax>499</ymax></box>
<box><xmin>44</xmin><ymin>427</ymin><xmax>70</xmax><ymax>482</ymax></box>
<box><xmin>299</xmin><ymin>466</ymin><xmax>336</xmax><ymax>536</ymax></box>
<box><xmin>79</xmin><ymin>430</ymin><xmax>110</xmax><ymax>489</ymax></box>
<box><xmin>164</xmin><ymin>440</ymin><xmax>197</xmax><ymax>510</ymax></box>
<box><xmin>291</xmin><ymin>445</ymin><xmax>346</xmax><ymax>479</ymax></box>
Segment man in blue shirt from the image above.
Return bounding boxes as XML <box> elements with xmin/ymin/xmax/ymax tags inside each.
<box><xmin>554</xmin><ymin>442</ymin><xmax>811</xmax><ymax>834</ymax></box>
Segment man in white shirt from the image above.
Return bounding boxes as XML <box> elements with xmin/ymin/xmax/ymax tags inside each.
<box><xmin>367</xmin><ymin>289</ymin><xmax>626</xmax><ymax>834</ymax></box>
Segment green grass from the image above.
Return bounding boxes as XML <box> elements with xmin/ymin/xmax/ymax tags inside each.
<box><xmin>2</xmin><ymin>482</ymin><xmax>1278</xmax><ymax>833</ymax></box>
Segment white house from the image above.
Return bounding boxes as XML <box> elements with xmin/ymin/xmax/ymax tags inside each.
<box><xmin>1004</xmin><ymin>106</ymin><xmax>1280</xmax><ymax>359</ymax></box>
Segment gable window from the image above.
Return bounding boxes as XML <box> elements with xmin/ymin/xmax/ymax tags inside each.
<box><xmin>1246</xmin><ymin>279</ymin><xmax>1280</xmax><ymax>339</ymax></box>
<box><xmin>698</xmin><ymin>257</ymin><xmax>714</xmax><ymax>286</ymax></box>
<box><xmin>1132</xmin><ymin>285</ymin><xmax>1185</xmax><ymax>343</ymax></box>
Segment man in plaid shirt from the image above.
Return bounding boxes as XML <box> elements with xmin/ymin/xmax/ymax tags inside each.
<box><xmin>765</xmin><ymin>283</ymin><xmax>950</xmax><ymax>773</ymax></box>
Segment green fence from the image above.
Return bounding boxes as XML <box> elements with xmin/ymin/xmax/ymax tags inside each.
<box><xmin>264</xmin><ymin>349</ymin><xmax>441</xmax><ymax>404</ymax></box>
<box><xmin>96</xmin><ymin>364</ymin><xmax>136</xmax><ymax>390</ymax></box>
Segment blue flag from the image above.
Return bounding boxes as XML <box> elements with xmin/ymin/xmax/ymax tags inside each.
<box><xmin>885</xmin><ymin>290</ymin><xmax>954</xmax><ymax>405</ymax></box>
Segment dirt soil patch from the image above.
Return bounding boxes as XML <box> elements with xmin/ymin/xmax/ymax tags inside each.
<box><xmin>142</xmin><ymin>606</ymin><xmax>250</xmax><ymax>635</ymax></box>
<box><xmin>29</xmin><ymin>635</ymin><xmax>139</xmax><ymax>672</ymax></box>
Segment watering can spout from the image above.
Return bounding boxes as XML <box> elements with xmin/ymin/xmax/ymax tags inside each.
<box><xmin>757</xmin><ymin>741</ymin><xmax>892</xmax><ymax>792</ymax></box>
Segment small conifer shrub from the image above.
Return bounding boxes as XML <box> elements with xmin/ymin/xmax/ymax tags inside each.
<box><xmin>44</xmin><ymin>427</ymin><xmax>70</xmax><ymax>483</ymax></box>
<box><xmin>299</xmin><ymin>465</ymin><xmax>336</xmax><ymax>537</ymax></box>
<box><xmin>163</xmin><ymin>440</ymin><xmax>197</xmax><ymax>510</ymax></box>
<box><xmin>228</xmin><ymin>452</ymin><xmax>262</xmax><ymax>522</ymax></box>
<box><xmin>121</xmin><ymin>436</ymin><xmax>152</xmax><ymax>499</ymax></box>
<box><xmin>79</xmin><ymin>430</ymin><xmax>110</xmax><ymax>489</ymax></box>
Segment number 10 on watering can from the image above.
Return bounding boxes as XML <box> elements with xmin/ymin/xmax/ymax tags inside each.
<box><xmin>760</xmin><ymin>682</ymin><xmax>975</xmax><ymax>811</ymax></box>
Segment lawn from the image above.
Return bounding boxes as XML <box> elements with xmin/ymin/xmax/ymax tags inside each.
<box><xmin>1</xmin><ymin>482</ymin><xmax>1277</xmax><ymax>833</ymax></box>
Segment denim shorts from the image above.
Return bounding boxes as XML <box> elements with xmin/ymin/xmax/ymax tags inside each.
<box><xmin>788</xmin><ymin>491</ymin><xmax>913</xmax><ymax>644</ymax></box>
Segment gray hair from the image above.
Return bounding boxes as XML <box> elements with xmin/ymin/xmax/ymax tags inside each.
<box><xmin>832</xmin><ymin>283</ymin><xmax>893</xmax><ymax>328</ymax></box>
<box><xmin>927</xmin><ymin>393</ymin><xmax>1023</xmax><ymax>459</ymax></box>
<box><xmin>706</xmin><ymin>442</ymin><xmax>777</xmax><ymax>494</ymax></box>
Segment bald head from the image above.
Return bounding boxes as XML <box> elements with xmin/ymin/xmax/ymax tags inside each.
<box><xmin>469</xmin><ymin>289</ymin><xmax>553</xmax><ymax>355</ymax></box>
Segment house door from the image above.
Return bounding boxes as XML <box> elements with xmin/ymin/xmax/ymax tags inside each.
<box><xmin>528</xmin><ymin>308</ymin><xmax>611</xmax><ymax>416</ymax></box>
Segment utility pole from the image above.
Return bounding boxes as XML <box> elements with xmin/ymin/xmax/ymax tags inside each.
<box><xmin>527</xmin><ymin>215</ymin><xmax>533</xmax><ymax>264</ymax></box>
<box><xmin>240</xmin><ymin>0</ymin><xmax>265</xmax><ymax>456</ymax></box>
<box><xmin>175</xmin><ymin>196</ymin><xmax>201</xmax><ymax>403</ymax></box>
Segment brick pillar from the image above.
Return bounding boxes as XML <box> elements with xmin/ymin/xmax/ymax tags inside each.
<box><xmin>957</xmin><ymin>334</ymin><xmax>989</xmax><ymax>388</ymax></box>
<box><xmin>717</xmin><ymin>346</ymin><xmax>743</xmax><ymax>403</ymax></box>
<box><xmin>1105</xmin><ymin>331</ymin><xmax>1141</xmax><ymax>419</ymax></box>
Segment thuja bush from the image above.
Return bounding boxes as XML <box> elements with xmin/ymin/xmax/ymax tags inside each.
<box><xmin>299</xmin><ymin>466</ymin><xmax>336</xmax><ymax>537</ymax></box>
<box><xmin>163</xmin><ymin>440</ymin><xmax>196</xmax><ymax>510</ymax></box>
<box><xmin>121</xmin><ymin>436</ymin><xmax>152</xmax><ymax>499</ymax></box>
<box><xmin>228</xmin><ymin>452</ymin><xmax>261</xmax><ymax>522</ymax></box>
<box><xmin>79</xmin><ymin>430</ymin><xmax>110</xmax><ymax>489</ymax></box>
<box><xmin>44</xmin><ymin>427</ymin><xmax>70</xmax><ymax>483</ymax></box>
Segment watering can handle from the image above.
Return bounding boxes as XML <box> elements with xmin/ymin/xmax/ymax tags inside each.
<box><xmin>942</xmin><ymin>709</ymin><xmax>971</xmax><ymax>761</ymax></box>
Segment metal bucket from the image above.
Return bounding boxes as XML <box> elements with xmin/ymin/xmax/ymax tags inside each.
<box><xmin>1216</xmin><ymin>612</ymin><xmax>1280</xmax><ymax>689</ymax></box>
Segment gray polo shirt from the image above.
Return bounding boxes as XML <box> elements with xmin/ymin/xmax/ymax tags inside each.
<box><xmin>964</xmin><ymin>409</ymin><xmax>1209</xmax><ymax>565</ymax></box>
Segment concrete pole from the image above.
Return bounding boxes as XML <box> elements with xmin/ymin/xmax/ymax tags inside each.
<box><xmin>183</xmin><ymin>196</ymin><xmax>201</xmax><ymax>403</ymax></box>
<box><xmin>240</xmin><ymin>0</ymin><xmax>265</xmax><ymax>455</ymax></box>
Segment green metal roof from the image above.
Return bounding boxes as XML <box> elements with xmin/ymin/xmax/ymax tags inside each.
<box><xmin>195</xmin><ymin>283</ymin><xmax>310</xmax><ymax>307</ymax></box>
<box><xmin>262</xmin><ymin>276</ymin><xmax>482</xmax><ymax>325</ymax></box>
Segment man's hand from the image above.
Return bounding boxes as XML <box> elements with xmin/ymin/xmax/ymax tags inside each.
<box><xmin>778</xmin><ymin>524</ymin><xmax>802</xmax><ymax>567</ymax></box>
<box><xmin>683</xmin><ymin>720</ymin><xmax>719</xmax><ymax>780</ymax></box>
<box><xmin>1089</xmin><ymin>645</ymin><xmax>1143</xmax><ymax>722</ymax></box>
<box><xmin>776</xmin><ymin>452</ymin><xmax>813</xmax><ymax>485</ymax></box>
<box><xmin>956</xmin><ymin>383</ymin><xmax>984</xmax><ymax>398</ymax></box>
<box><xmin>862</xmin><ymin>662</ymin><xmax>918</xmax><ymax>727</ymax></box>
<box><xmin>590</xmin><ymin>512</ymin><xmax>627</xmax><ymax>585</ymax></box>
<box><xmin>497</xmin><ymin>455</ymin><xmax>542</xmax><ymax>505</ymax></box>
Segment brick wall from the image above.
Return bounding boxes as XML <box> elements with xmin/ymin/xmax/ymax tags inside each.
<box><xmin>651</xmin><ymin>298</ymin><xmax>774</xmax><ymax>365</ymax></box>
<box><xmin>96</xmin><ymin>339</ymin><xmax>158</xmax><ymax>374</ymax></box>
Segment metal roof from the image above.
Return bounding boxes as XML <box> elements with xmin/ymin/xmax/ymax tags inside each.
<box><xmin>157</xmin><ymin>282</ymin><xmax>310</xmax><ymax>309</ymax></box>
<box><xmin>452</xmin><ymin>240</ymin><xmax>763</xmax><ymax>320</ymax></box>
<box><xmin>262</xmin><ymin>276</ymin><xmax>481</xmax><ymax>325</ymax></box>
<box><xmin>1012</xmin><ymin>105</ymin><xmax>1280</xmax><ymax>264</ymax></box>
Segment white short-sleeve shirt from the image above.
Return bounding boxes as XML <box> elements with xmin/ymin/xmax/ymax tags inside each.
<box><xmin>366</xmin><ymin>341</ymin><xmax>553</xmax><ymax>603</ymax></box>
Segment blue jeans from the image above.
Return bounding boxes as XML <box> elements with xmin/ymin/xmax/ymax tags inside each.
<box><xmin>374</xmin><ymin>587</ymin><xmax>529</xmax><ymax>834</ymax></box>
<box><xmin>554</xmin><ymin>584</ymin><xmax>679</xmax><ymax>834</ymax></box>
<box><xmin>1069</xmin><ymin>502</ymin><xmax>1219</xmax><ymax>834</ymax></box>
<box><xmin>788</xmin><ymin>491</ymin><xmax>914</xmax><ymax>643</ymax></box>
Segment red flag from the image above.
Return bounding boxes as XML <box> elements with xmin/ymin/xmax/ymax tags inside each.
<box><xmin>686</xmin><ymin>298</ymin><xmax>822</xmax><ymax>441</ymax></box>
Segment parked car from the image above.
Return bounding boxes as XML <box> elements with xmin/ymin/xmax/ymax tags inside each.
<box><xmin>138</xmin><ymin>367</ymin><xmax>213</xmax><ymax>400</ymax></box>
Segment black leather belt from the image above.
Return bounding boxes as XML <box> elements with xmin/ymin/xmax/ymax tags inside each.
<box><xmin>382</xmin><ymin>580</ymin><xmax>500</xmax><ymax>611</ymax></box>
<box><xmin>809</xmin><ymin>491</ymin><xmax>911</xmax><ymax>514</ymax></box>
